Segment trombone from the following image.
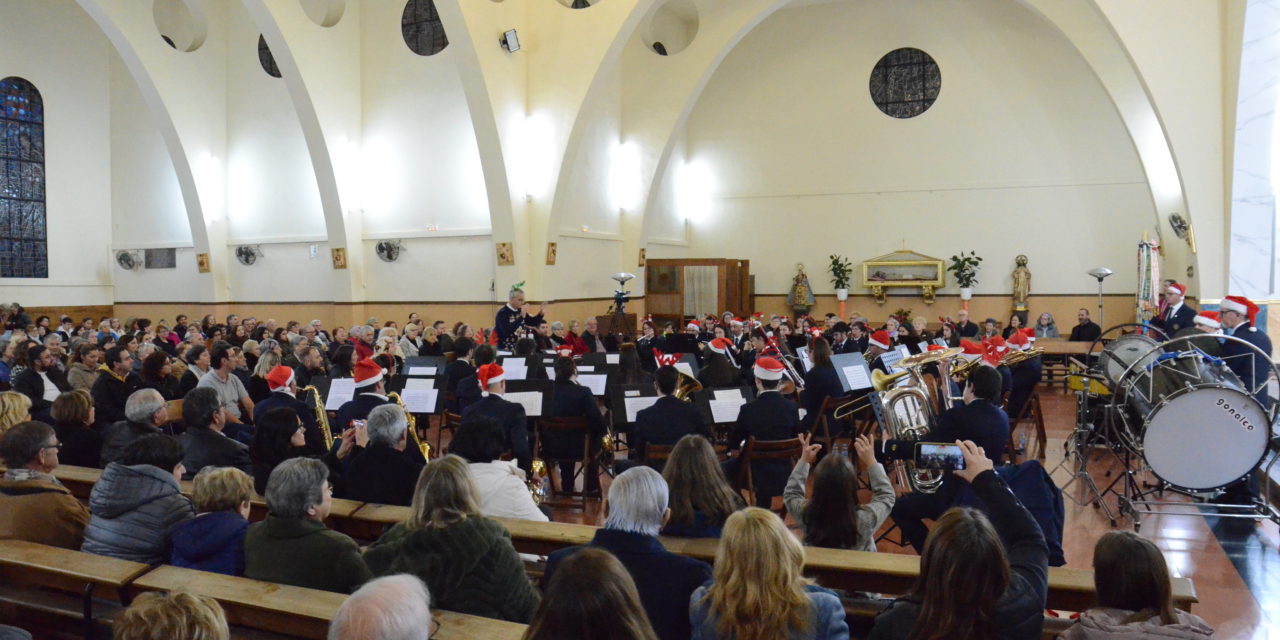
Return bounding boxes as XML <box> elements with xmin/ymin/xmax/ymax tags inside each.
<box><xmin>831</xmin><ymin>347</ymin><xmax>964</xmax><ymax>421</ymax></box>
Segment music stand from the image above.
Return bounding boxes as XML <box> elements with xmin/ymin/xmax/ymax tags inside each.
<box><xmin>403</xmin><ymin>356</ymin><xmax>448</xmax><ymax>376</ymax></box>
<box><xmin>504</xmin><ymin>379</ymin><xmax>554</xmax><ymax>418</ymax></box>
<box><xmin>691</xmin><ymin>386</ymin><xmax>756</xmax><ymax>426</ymax></box>
<box><xmin>610</xmin><ymin>383</ymin><xmax>659</xmax><ymax>429</ymax></box>
<box><xmin>830</xmin><ymin>353</ymin><xmax>873</xmax><ymax>394</ymax></box>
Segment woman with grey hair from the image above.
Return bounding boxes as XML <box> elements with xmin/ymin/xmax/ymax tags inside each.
<box><xmin>364</xmin><ymin>455</ymin><xmax>539</xmax><ymax>622</ymax></box>
<box><xmin>243</xmin><ymin>458</ymin><xmax>371</xmax><ymax>593</ymax></box>
<box><xmin>398</xmin><ymin>323</ymin><xmax>424</xmax><ymax>358</ymax></box>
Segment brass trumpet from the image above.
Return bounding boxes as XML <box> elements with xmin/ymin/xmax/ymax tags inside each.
<box><xmin>387</xmin><ymin>392</ymin><xmax>431</xmax><ymax>461</ymax></box>
<box><xmin>300</xmin><ymin>385</ymin><xmax>335</xmax><ymax>450</ymax></box>
<box><xmin>1001</xmin><ymin>346</ymin><xmax>1044</xmax><ymax>367</ymax></box>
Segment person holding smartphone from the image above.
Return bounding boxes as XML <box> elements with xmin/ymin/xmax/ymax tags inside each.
<box><xmin>884</xmin><ymin>364</ymin><xmax>1010</xmax><ymax>553</ymax></box>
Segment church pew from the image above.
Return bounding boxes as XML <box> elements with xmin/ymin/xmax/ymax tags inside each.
<box><xmin>131</xmin><ymin>565</ymin><xmax>526</xmax><ymax>640</ymax></box>
<box><xmin>0</xmin><ymin>539</ymin><xmax>151</xmax><ymax>637</ymax></box>
<box><xmin>345</xmin><ymin>504</ymin><xmax>1198</xmax><ymax>614</ymax></box>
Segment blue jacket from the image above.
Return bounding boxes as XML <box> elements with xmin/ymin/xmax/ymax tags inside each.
<box><xmin>169</xmin><ymin>511</ymin><xmax>249</xmax><ymax>576</ymax></box>
<box><xmin>955</xmin><ymin>460</ymin><xmax>1066</xmax><ymax>567</ymax></box>
<box><xmin>1223</xmin><ymin>321</ymin><xmax>1273</xmax><ymax>403</ymax></box>
<box><xmin>690</xmin><ymin>582</ymin><xmax>849</xmax><ymax>640</ymax></box>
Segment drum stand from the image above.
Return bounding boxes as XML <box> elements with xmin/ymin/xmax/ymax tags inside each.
<box><xmin>1115</xmin><ymin>449</ymin><xmax>1280</xmax><ymax>531</ymax></box>
<box><xmin>1051</xmin><ymin>378</ymin><xmax>1120</xmax><ymax>525</ymax></box>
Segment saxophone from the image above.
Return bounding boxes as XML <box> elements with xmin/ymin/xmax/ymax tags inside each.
<box><xmin>387</xmin><ymin>392</ymin><xmax>431</xmax><ymax>461</ymax></box>
<box><xmin>300</xmin><ymin>385</ymin><xmax>334</xmax><ymax>450</ymax></box>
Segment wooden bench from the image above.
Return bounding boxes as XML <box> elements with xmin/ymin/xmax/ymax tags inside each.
<box><xmin>0</xmin><ymin>539</ymin><xmax>151</xmax><ymax>638</ymax></box>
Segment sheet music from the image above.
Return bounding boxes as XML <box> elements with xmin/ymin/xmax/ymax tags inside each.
<box><xmin>324</xmin><ymin>378</ymin><xmax>356</xmax><ymax>410</ymax></box>
<box><xmin>624</xmin><ymin>389</ymin><xmax>641</xmax><ymax>397</ymax></box>
<box><xmin>917</xmin><ymin>342</ymin><xmax>929</xmax><ymax>353</ymax></box>
<box><xmin>896</xmin><ymin>345</ymin><xmax>911</xmax><ymax>359</ymax></box>
<box><xmin>797</xmin><ymin>347</ymin><xmax>813</xmax><ymax>372</ymax></box>
<box><xmin>578</xmin><ymin>366</ymin><xmax>595</xmax><ymax>372</ymax></box>
<box><xmin>504</xmin><ymin>391</ymin><xmax>544</xmax><ymax>417</ymax></box>
<box><xmin>497</xmin><ymin>351</ymin><xmax>512</xmax><ymax>356</ymax></box>
<box><xmin>709</xmin><ymin>397</ymin><xmax>746</xmax><ymax>423</ymax></box>
<box><xmin>578</xmin><ymin>374</ymin><xmax>608</xmax><ymax>395</ymax></box>
<box><xmin>503</xmin><ymin>363</ymin><xmax>528</xmax><ymax>380</ymax></box>
<box><xmin>624</xmin><ymin>396</ymin><xmax>659</xmax><ymax>422</ymax></box>
<box><xmin>407</xmin><ymin>366</ymin><xmax>436</xmax><ymax>376</ymax></box>
<box><xmin>843</xmin><ymin>365</ymin><xmax>872</xmax><ymax>390</ymax></box>
<box><xmin>605</xmin><ymin>354</ymin><xmax>620</xmax><ymax>364</ymax></box>
<box><xmin>401</xmin><ymin>389</ymin><xmax>438</xmax><ymax>413</ymax></box>
<box><xmin>404</xmin><ymin>378</ymin><xmax>434</xmax><ymax>391</ymax></box>
<box><xmin>713</xmin><ymin>389</ymin><xmax>741</xmax><ymax>401</ymax></box>
<box><xmin>675</xmin><ymin>362</ymin><xmax>694</xmax><ymax>377</ymax></box>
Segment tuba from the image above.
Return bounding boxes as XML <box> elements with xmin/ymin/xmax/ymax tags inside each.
<box><xmin>387</xmin><ymin>392</ymin><xmax>431</xmax><ymax>461</ymax></box>
<box><xmin>300</xmin><ymin>385</ymin><xmax>335</xmax><ymax>450</ymax></box>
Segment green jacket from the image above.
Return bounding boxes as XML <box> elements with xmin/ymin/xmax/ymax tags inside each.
<box><xmin>364</xmin><ymin>516</ymin><xmax>539</xmax><ymax>623</ymax></box>
<box><xmin>243</xmin><ymin>516</ymin><xmax>371</xmax><ymax>594</ymax></box>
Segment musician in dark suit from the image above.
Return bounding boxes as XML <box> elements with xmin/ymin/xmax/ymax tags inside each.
<box><xmin>461</xmin><ymin>363</ymin><xmax>532</xmax><ymax>473</ymax></box>
<box><xmin>253</xmin><ymin>366</ymin><xmax>323</xmax><ymax>454</ymax></box>
<box><xmin>579</xmin><ymin>317</ymin><xmax>618</xmax><ymax>354</ymax></box>
<box><xmin>494</xmin><ymin>287</ymin><xmax>548</xmax><ymax>351</ymax></box>
<box><xmin>179</xmin><ymin>387</ymin><xmax>252</xmax><ymax>479</ymax></box>
<box><xmin>631</xmin><ymin>366</ymin><xmax>708</xmax><ymax>469</ymax></box>
<box><xmin>828</xmin><ymin>322</ymin><xmax>853</xmax><ymax>355</ymax></box>
<box><xmin>729</xmin><ymin>319</ymin><xmax>749</xmax><ymax>352</ymax></box>
<box><xmin>546</xmin><ymin>358</ymin><xmax>607</xmax><ymax>495</ymax></box>
<box><xmin>698</xmin><ymin>338</ymin><xmax>741</xmax><ymax>388</ymax></box>
<box><xmin>455</xmin><ymin>344</ymin><xmax>495</xmax><ymax>413</ymax></box>
<box><xmin>723</xmin><ymin>357</ymin><xmax>799</xmax><ymax>508</ymax></box>
<box><xmin>344</xmin><ymin>404</ymin><xmax>424</xmax><ymax>506</ymax></box>
<box><xmin>847</xmin><ymin>322</ymin><xmax>870</xmax><ymax>355</ymax></box>
<box><xmin>799</xmin><ymin>338</ymin><xmax>844</xmax><ymax>433</ymax></box>
<box><xmin>1151</xmin><ymin>282</ymin><xmax>1196</xmax><ymax>337</ymax></box>
<box><xmin>886</xmin><ymin>364</ymin><xmax>1009</xmax><ymax>552</ymax></box>
<box><xmin>635</xmin><ymin>321</ymin><xmax>663</xmax><ymax>372</ymax></box>
<box><xmin>865</xmin><ymin>330</ymin><xmax>894</xmax><ymax>375</ymax></box>
<box><xmin>334</xmin><ymin>358</ymin><xmax>393</xmax><ymax>433</ymax></box>
<box><xmin>441</xmin><ymin>337</ymin><xmax>475</xmax><ymax>402</ymax></box>
<box><xmin>513</xmin><ymin>338</ymin><xmax>550</xmax><ymax>380</ymax></box>
<box><xmin>1220</xmin><ymin>296</ymin><xmax>1273</xmax><ymax>406</ymax></box>
<box><xmin>1004</xmin><ymin>329</ymin><xmax>1042</xmax><ymax>421</ymax></box>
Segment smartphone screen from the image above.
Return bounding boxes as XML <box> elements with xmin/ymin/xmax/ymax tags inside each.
<box><xmin>351</xmin><ymin>419</ymin><xmax>367</xmax><ymax>429</ymax></box>
<box><xmin>914</xmin><ymin>442</ymin><xmax>966</xmax><ymax>470</ymax></box>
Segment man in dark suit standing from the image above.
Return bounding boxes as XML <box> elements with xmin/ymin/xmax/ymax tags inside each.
<box><xmin>344</xmin><ymin>404</ymin><xmax>424</xmax><ymax>506</ymax></box>
<box><xmin>887</xmin><ymin>364</ymin><xmax>1009</xmax><ymax>552</ymax></box>
<box><xmin>632</xmin><ymin>366</ymin><xmax>708</xmax><ymax>468</ymax></box>
<box><xmin>1151</xmin><ymin>282</ymin><xmax>1196</xmax><ymax>336</ymax></box>
<box><xmin>179</xmin><ymin>386</ymin><xmax>252</xmax><ymax>479</ymax></box>
<box><xmin>254</xmin><ymin>365</ymin><xmax>323</xmax><ymax>454</ymax></box>
<box><xmin>13</xmin><ymin>344</ymin><xmax>71</xmax><ymax>424</ymax></box>
<box><xmin>461</xmin><ymin>363</ymin><xmax>532</xmax><ymax>473</ymax></box>
<box><xmin>723</xmin><ymin>357</ymin><xmax>799</xmax><ymax>508</ymax></box>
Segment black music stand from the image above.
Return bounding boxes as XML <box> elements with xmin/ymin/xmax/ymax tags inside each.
<box><xmin>663</xmin><ymin>334</ymin><xmax>700</xmax><ymax>355</ymax></box>
<box><xmin>609</xmin><ymin>383</ymin><xmax>659</xmax><ymax>430</ymax></box>
<box><xmin>830</xmin><ymin>353</ymin><xmax>873</xmax><ymax>394</ymax></box>
<box><xmin>691</xmin><ymin>386</ymin><xmax>756</xmax><ymax>427</ymax></box>
<box><xmin>504</xmin><ymin>379</ymin><xmax>554</xmax><ymax>418</ymax></box>
<box><xmin>404</xmin><ymin>356</ymin><xmax>448</xmax><ymax>376</ymax></box>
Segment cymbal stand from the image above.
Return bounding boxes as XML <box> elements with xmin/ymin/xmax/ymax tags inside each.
<box><xmin>1051</xmin><ymin>370</ymin><xmax>1118</xmax><ymax>524</ymax></box>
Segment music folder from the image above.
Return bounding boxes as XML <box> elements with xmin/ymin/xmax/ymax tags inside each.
<box><xmin>503</xmin><ymin>379</ymin><xmax>553</xmax><ymax>418</ymax></box>
<box><xmin>404</xmin><ymin>356</ymin><xmax>448</xmax><ymax>377</ymax></box>
<box><xmin>692</xmin><ymin>386</ymin><xmax>756</xmax><ymax>425</ymax></box>
<box><xmin>610</xmin><ymin>383</ymin><xmax>659</xmax><ymax>428</ymax></box>
<box><xmin>831</xmin><ymin>352</ymin><xmax>873</xmax><ymax>393</ymax></box>
<box><xmin>675</xmin><ymin>353</ymin><xmax>701</xmax><ymax>378</ymax></box>
<box><xmin>662</xmin><ymin>334</ymin><xmax>701</xmax><ymax>355</ymax></box>
<box><xmin>399</xmin><ymin>377</ymin><xmax>443</xmax><ymax>414</ymax></box>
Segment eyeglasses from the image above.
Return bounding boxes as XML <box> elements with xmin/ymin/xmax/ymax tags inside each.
<box><xmin>42</xmin><ymin>442</ymin><xmax>62</xmax><ymax>451</ymax></box>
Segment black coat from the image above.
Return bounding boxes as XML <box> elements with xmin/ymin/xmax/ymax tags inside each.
<box><xmin>245</xmin><ymin>376</ymin><xmax>272</xmax><ymax>404</ymax></box>
<box><xmin>334</xmin><ymin>393</ymin><xmax>391</xmax><ymax>431</ymax></box>
<box><xmin>727</xmin><ymin>391</ymin><xmax>799</xmax><ymax>498</ymax></box>
<box><xmin>100</xmin><ymin>419</ymin><xmax>164</xmax><ymax>467</ymax></box>
<box><xmin>1223</xmin><ymin>321</ymin><xmax>1274</xmax><ymax>402</ymax></box>
<box><xmin>544</xmin><ymin>381</ymin><xmax>606</xmax><ymax>459</ymax></box>
<box><xmin>461</xmin><ymin>394</ymin><xmax>531</xmax><ymax>472</ymax></box>
<box><xmin>1068</xmin><ymin>321</ymin><xmax>1102</xmax><ymax>342</ymax></box>
<box><xmin>345</xmin><ymin>444</ymin><xmax>424</xmax><ymax>507</ymax></box>
<box><xmin>1152</xmin><ymin>302</ymin><xmax>1197</xmax><ymax>337</ymax></box>
<box><xmin>1007</xmin><ymin>357</ymin><xmax>1042</xmax><ymax>421</ymax></box>
<box><xmin>54</xmin><ymin>421</ymin><xmax>103</xmax><ymax>468</ymax></box>
<box><xmin>698</xmin><ymin>355</ymin><xmax>741</xmax><ymax>389</ymax></box>
<box><xmin>579</xmin><ymin>331</ymin><xmax>617</xmax><ymax>353</ymax></box>
<box><xmin>139</xmin><ymin>375</ymin><xmax>180</xmax><ymax>401</ymax></box>
<box><xmin>442</xmin><ymin>360</ymin><xmax>474</xmax><ymax>412</ymax></box>
<box><xmin>12</xmin><ymin>366</ymin><xmax>70</xmax><ymax>415</ymax></box>
<box><xmin>180</xmin><ymin>427</ymin><xmax>252</xmax><ymax>479</ymax></box>
<box><xmin>255</xmin><ymin>391</ymin><xmax>324</xmax><ymax>454</ymax></box>
<box><xmin>632</xmin><ymin>396</ymin><xmax>705</xmax><ymax>463</ymax></box>
<box><xmin>955</xmin><ymin>321</ymin><xmax>981</xmax><ymax>339</ymax></box>
<box><xmin>90</xmin><ymin>371</ymin><xmax>142</xmax><ymax>430</ymax></box>
<box><xmin>799</xmin><ymin>365</ymin><xmax>844</xmax><ymax>432</ymax></box>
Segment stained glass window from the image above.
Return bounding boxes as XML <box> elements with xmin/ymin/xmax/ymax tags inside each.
<box><xmin>869</xmin><ymin>48</ymin><xmax>941</xmax><ymax>119</ymax></box>
<box><xmin>0</xmin><ymin>77</ymin><xmax>47</xmax><ymax>278</ymax></box>
<box><xmin>402</xmin><ymin>0</ymin><xmax>448</xmax><ymax>57</ymax></box>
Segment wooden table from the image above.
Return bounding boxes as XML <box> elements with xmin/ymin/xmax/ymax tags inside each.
<box><xmin>1037</xmin><ymin>339</ymin><xmax>1100</xmax><ymax>355</ymax></box>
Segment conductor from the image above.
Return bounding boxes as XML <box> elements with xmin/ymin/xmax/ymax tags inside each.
<box><xmin>494</xmin><ymin>286</ymin><xmax>551</xmax><ymax>351</ymax></box>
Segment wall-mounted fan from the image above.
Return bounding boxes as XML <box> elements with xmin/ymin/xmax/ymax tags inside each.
<box><xmin>376</xmin><ymin>240</ymin><xmax>403</xmax><ymax>263</ymax></box>
<box><xmin>235</xmin><ymin>245</ymin><xmax>263</xmax><ymax>266</ymax></box>
<box><xmin>115</xmin><ymin>250</ymin><xmax>143</xmax><ymax>271</ymax></box>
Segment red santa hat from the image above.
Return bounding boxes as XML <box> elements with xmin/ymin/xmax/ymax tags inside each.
<box><xmin>960</xmin><ymin>339</ymin><xmax>984</xmax><ymax>359</ymax></box>
<box><xmin>809</xmin><ymin>327</ymin><xmax>823</xmax><ymax>339</ymax></box>
<box><xmin>1166</xmin><ymin>282</ymin><xmax>1187</xmax><ymax>297</ymax></box>
<box><xmin>927</xmin><ymin>344</ymin><xmax>944</xmax><ymax>352</ymax></box>
<box><xmin>477</xmin><ymin>363</ymin><xmax>505</xmax><ymax>396</ymax></box>
<box><xmin>868</xmin><ymin>330</ymin><xmax>891</xmax><ymax>350</ymax></box>
<box><xmin>1006</xmin><ymin>329</ymin><xmax>1030</xmax><ymax>351</ymax></box>
<box><xmin>653</xmin><ymin>349</ymin><xmax>681</xmax><ymax>368</ymax></box>
<box><xmin>709</xmin><ymin>337</ymin><xmax>734</xmax><ymax>355</ymax></box>
<box><xmin>556</xmin><ymin>345</ymin><xmax>574</xmax><ymax>358</ymax></box>
<box><xmin>981</xmin><ymin>336</ymin><xmax>1008</xmax><ymax>366</ymax></box>
<box><xmin>753</xmin><ymin>356</ymin><xmax>786</xmax><ymax>381</ymax></box>
<box><xmin>1022</xmin><ymin>327</ymin><xmax>1036</xmax><ymax>343</ymax></box>
<box><xmin>1221</xmin><ymin>296</ymin><xmax>1260</xmax><ymax>325</ymax></box>
<box><xmin>354</xmin><ymin>358</ymin><xmax>385</xmax><ymax>388</ymax></box>
<box><xmin>266</xmin><ymin>365</ymin><xmax>296</xmax><ymax>390</ymax></box>
<box><xmin>730</xmin><ymin>317</ymin><xmax>744</xmax><ymax>327</ymax></box>
<box><xmin>686</xmin><ymin>319</ymin><xmax>701</xmax><ymax>332</ymax></box>
<box><xmin>1193</xmin><ymin>310</ymin><xmax>1221</xmax><ymax>329</ymax></box>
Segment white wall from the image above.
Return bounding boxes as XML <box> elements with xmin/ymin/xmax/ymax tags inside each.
<box><xmin>0</xmin><ymin>0</ymin><xmax>113</xmax><ymax>306</ymax></box>
<box><xmin>672</xmin><ymin>0</ymin><xmax>1152</xmax><ymax>296</ymax></box>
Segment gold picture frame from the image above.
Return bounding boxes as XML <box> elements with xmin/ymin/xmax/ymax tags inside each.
<box><xmin>331</xmin><ymin>247</ymin><xmax>348</xmax><ymax>270</ymax></box>
<box><xmin>545</xmin><ymin>242</ymin><xmax>557</xmax><ymax>265</ymax></box>
<box><xmin>860</xmin><ymin>250</ymin><xmax>945</xmax><ymax>304</ymax></box>
<box><xmin>638</xmin><ymin>248</ymin><xmax>647</xmax><ymax>267</ymax></box>
<box><xmin>196</xmin><ymin>253</ymin><xmax>210</xmax><ymax>273</ymax></box>
<box><xmin>496</xmin><ymin>242</ymin><xmax>515</xmax><ymax>266</ymax></box>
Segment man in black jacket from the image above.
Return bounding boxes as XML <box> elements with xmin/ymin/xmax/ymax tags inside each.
<box><xmin>1068</xmin><ymin>308</ymin><xmax>1102</xmax><ymax>343</ymax></box>
<box><xmin>179</xmin><ymin>386</ymin><xmax>251</xmax><ymax>479</ymax></box>
<box><xmin>100</xmin><ymin>388</ymin><xmax>170</xmax><ymax>466</ymax></box>
<box><xmin>887</xmin><ymin>364</ymin><xmax>1010</xmax><ymax>552</ymax></box>
<box><xmin>344</xmin><ymin>404</ymin><xmax>424</xmax><ymax>506</ymax></box>
<box><xmin>441</xmin><ymin>338</ymin><xmax>475</xmax><ymax>410</ymax></box>
<box><xmin>723</xmin><ymin>357</ymin><xmax>799</xmax><ymax>508</ymax></box>
<box><xmin>1151</xmin><ymin>282</ymin><xmax>1196</xmax><ymax>336</ymax></box>
<box><xmin>461</xmin><ymin>363</ymin><xmax>531</xmax><ymax>473</ymax></box>
<box><xmin>334</xmin><ymin>358</ymin><xmax>393</xmax><ymax>432</ymax></box>
<box><xmin>90</xmin><ymin>346</ymin><xmax>141</xmax><ymax>430</ymax></box>
<box><xmin>292</xmin><ymin>346</ymin><xmax>326</xmax><ymax>390</ymax></box>
<box><xmin>579</xmin><ymin>317</ymin><xmax>617</xmax><ymax>353</ymax></box>
<box><xmin>632</xmin><ymin>366</ymin><xmax>706</xmax><ymax>469</ymax></box>
<box><xmin>255</xmin><ymin>365</ymin><xmax>323</xmax><ymax>454</ymax></box>
<box><xmin>13</xmin><ymin>344</ymin><xmax>70</xmax><ymax>423</ymax></box>
<box><xmin>954</xmin><ymin>308</ymin><xmax>980</xmax><ymax>339</ymax></box>
<box><xmin>546</xmin><ymin>358</ymin><xmax>607</xmax><ymax>495</ymax></box>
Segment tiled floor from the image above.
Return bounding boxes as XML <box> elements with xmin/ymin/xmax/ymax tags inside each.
<box><xmin>528</xmin><ymin>384</ymin><xmax>1276</xmax><ymax>638</ymax></box>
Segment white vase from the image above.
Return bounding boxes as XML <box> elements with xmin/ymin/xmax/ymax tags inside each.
<box><xmin>835</xmin><ymin>288</ymin><xmax>849</xmax><ymax>301</ymax></box>
<box><xmin>959</xmin><ymin>287</ymin><xmax>973</xmax><ymax>300</ymax></box>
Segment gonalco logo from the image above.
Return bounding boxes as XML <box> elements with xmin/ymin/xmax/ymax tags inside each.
<box><xmin>1217</xmin><ymin>397</ymin><xmax>1256</xmax><ymax>431</ymax></box>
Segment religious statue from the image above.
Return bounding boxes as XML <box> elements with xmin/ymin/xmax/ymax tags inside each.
<box><xmin>1012</xmin><ymin>254</ymin><xmax>1031</xmax><ymax>311</ymax></box>
<box><xmin>788</xmin><ymin>263</ymin><xmax>817</xmax><ymax>316</ymax></box>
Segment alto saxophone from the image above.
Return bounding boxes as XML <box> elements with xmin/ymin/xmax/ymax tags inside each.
<box><xmin>300</xmin><ymin>385</ymin><xmax>334</xmax><ymax>450</ymax></box>
<box><xmin>387</xmin><ymin>392</ymin><xmax>431</xmax><ymax>461</ymax></box>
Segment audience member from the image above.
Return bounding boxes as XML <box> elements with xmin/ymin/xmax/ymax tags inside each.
<box><xmin>249</xmin><ymin>405</ymin><xmax>352</xmax><ymax>496</ymax></box>
<box><xmin>90</xmin><ymin>346</ymin><xmax>142</xmax><ymax>429</ymax></box>
<box><xmin>0</xmin><ymin>391</ymin><xmax>30</xmax><ymax>434</ymax></box>
<box><xmin>869</xmin><ymin>441</ymin><xmax>1048</xmax><ymax>640</ymax></box>
<box><xmin>630</xmin><ymin>366</ymin><xmax>705</xmax><ymax>468</ymax></box>
<box><xmin>180</xmin><ymin>387</ymin><xmax>252</xmax><ymax>479</ymax></box>
<box><xmin>114</xmin><ymin>590</ymin><xmax>229</xmax><ymax>640</ymax></box>
<box><xmin>785</xmin><ymin>433</ymin><xmax>893</xmax><ymax>552</ymax></box>
<box><xmin>690</xmin><ymin>507</ymin><xmax>849</xmax><ymax>640</ymax></box>
<box><xmin>66</xmin><ymin>343</ymin><xmax>101</xmax><ymax>392</ymax></box>
<box><xmin>364</xmin><ymin>455</ymin><xmax>539</xmax><ymax>622</ymax></box>
<box><xmin>526</xmin><ymin>547</ymin><xmax>658</xmax><ymax>640</ymax></box>
<box><xmin>245</xmin><ymin>457</ymin><xmax>371</xmax><ymax>593</ymax></box>
<box><xmin>82</xmin><ymin>434</ymin><xmax>195</xmax><ymax>563</ymax></box>
<box><xmin>448</xmin><ymin>416</ymin><xmax>548</xmax><ymax>522</ymax></box>
<box><xmin>1069</xmin><ymin>308</ymin><xmax>1102</xmax><ymax>343</ymax></box>
<box><xmin>197</xmin><ymin>341</ymin><xmax>254</xmax><ymax>430</ymax></box>
<box><xmin>328</xmin><ymin>574</ymin><xmax>434</xmax><ymax>640</ymax></box>
<box><xmin>12</xmin><ymin>344</ymin><xmax>70</xmax><ymax>423</ymax></box>
<box><xmin>168</xmin><ymin>466</ymin><xmax>253</xmax><ymax>576</ymax></box>
<box><xmin>661</xmin><ymin>435</ymin><xmax>743</xmax><ymax>538</ymax></box>
<box><xmin>138</xmin><ymin>350</ymin><xmax>179</xmax><ymax>400</ymax></box>
<box><xmin>1062</xmin><ymin>531</ymin><xmax>1212</xmax><ymax>639</ymax></box>
<box><xmin>546</xmin><ymin>466</ymin><xmax>710</xmax><ymax>640</ymax></box>
<box><xmin>100</xmin><ymin>389</ymin><xmax>169</xmax><ymax>466</ymax></box>
<box><xmin>178</xmin><ymin>344</ymin><xmax>211</xmax><ymax>396</ymax></box>
<box><xmin>0</xmin><ymin>421</ymin><xmax>90</xmax><ymax>548</ymax></box>
<box><xmin>50</xmin><ymin>389</ymin><xmax>102</xmax><ymax>468</ymax></box>
<box><xmin>345</xmin><ymin>404</ymin><xmax>424</xmax><ymax>506</ymax></box>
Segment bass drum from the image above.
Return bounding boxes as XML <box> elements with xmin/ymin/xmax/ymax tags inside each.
<box><xmin>1101</xmin><ymin>333</ymin><xmax>1161</xmax><ymax>386</ymax></box>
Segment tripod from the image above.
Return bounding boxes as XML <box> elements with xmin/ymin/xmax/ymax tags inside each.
<box><xmin>1051</xmin><ymin>369</ymin><xmax>1119</xmax><ymax>525</ymax></box>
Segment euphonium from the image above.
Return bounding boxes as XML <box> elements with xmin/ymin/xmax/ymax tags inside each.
<box><xmin>1001</xmin><ymin>346</ymin><xmax>1044</xmax><ymax>367</ymax></box>
<box><xmin>528</xmin><ymin>459</ymin><xmax>548</xmax><ymax>505</ymax></box>
<box><xmin>300</xmin><ymin>385</ymin><xmax>334</xmax><ymax>450</ymax></box>
<box><xmin>673</xmin><ymin>371</ymin><xmax>703</xmax><ymax>401</ymax></box>
<box><xmin>878</xmin><ymin>370</ymin><xmax>945</xmax><ymax>494</ymax></box>
<box><xmin>387</xmin><ymin>392</ymin><xmax>431</xmax><ymax>461</ymax></box>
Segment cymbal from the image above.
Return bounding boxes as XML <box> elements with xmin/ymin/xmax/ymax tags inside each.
<box><xmin>898</xmin><ymin>346</ymin><xmax>963</xmax><ymax>368</ymax></box>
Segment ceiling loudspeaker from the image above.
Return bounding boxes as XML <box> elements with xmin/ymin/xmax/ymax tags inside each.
<box><xmin>235</xmin><ymin>245</ymin><xmax>264</xmax><ymax>266</ymax></box>
<box><xmin>115</xmin><ymin>250</ymin><xmax>143</xmax><ymax>271</ymax></box>
<box><xmin>376</xmin><ymin>240</ymin><xmax>404</xmax><ymax>263</ymax></box>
